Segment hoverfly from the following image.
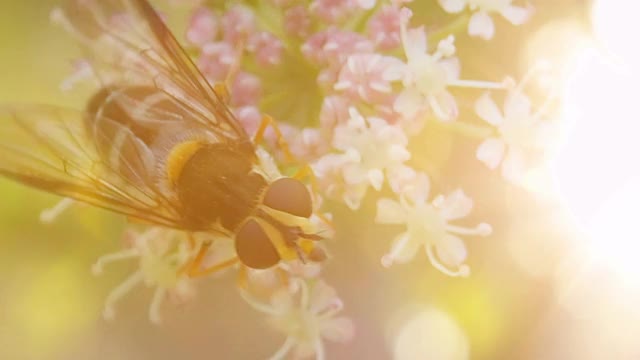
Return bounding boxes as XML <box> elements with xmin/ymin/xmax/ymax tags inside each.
<box><xmin>0</xmin><ymin>0</ymin><xmax>326</xmax><ymax>273</ymax></box>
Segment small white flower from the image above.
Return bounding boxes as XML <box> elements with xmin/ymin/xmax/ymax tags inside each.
<box><xmin>92</xmin><ymin>228</ymin><xmax>234</xmax><ymax>324</ymax></box>
<box><xmin>241</xmin><ymin>279</ymin><xmax>354</xmax><ymax>360</ymax></box>
<box><xmin>474</xmin><ymin>89</ymin><xmax>551</xmax><ymax>183</ymax></box>
<box><xmin>395</xmin><ymin>21</ymin><xmax>461</xmax><ymax>122</ymax></box>
<box><xmin>315</xmin><ymin>107</ymin><xmax>411</xmax><ymax>209</ymax></box>
<box><xmin>376</xmin><ymin>173</ymin><xmax>492</xmax><ymax>277</ymax></box>
<box><xmin>438</xmin><ymin>0</ymin><xmax>533</xmax><ymax>40</ymax></box>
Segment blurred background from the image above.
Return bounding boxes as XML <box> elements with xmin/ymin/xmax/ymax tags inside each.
<box><xmin>2</xmin><ymin>0</ymin><xmax>639</xmax><ymax>359</ymax></box>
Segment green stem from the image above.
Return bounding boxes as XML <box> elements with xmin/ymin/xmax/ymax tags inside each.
<box><xmin>427</xmin><ymin>13</ymin><xmax>470</xmax><ymax>45</ymax></box>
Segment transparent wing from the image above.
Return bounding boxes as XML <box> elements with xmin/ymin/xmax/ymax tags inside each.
<box><xmin>0</xmin><ymin>104</ymin><xmax>185</xmax><ymax>227</ymax></box>
<box><xmin>52</xmin><ymin>0</ymin><xmax>251</xmax><ymax>144</ymax></box>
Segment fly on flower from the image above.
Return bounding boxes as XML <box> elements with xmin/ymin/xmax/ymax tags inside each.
<box><xmin>0</xmin><ymin>0</ymin><xmax>327</xmax><ymax>274</ymax></box>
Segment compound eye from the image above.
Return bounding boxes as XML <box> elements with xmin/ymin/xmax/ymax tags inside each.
<box><xmin>263</xmin><ymin>177</ymin><xmax>312</xmax><ymax>218</ymax></box>
<box><xmin>235</xmin><ymin>219</ymin><xmax>280</xmax><ymax>269</ymax></box>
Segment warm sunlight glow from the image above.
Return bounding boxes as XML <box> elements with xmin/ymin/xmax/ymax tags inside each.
<box><xmin>554</xmin><ymin>0</ymin><xmax>640</xmax><ymax>285</ymax></box>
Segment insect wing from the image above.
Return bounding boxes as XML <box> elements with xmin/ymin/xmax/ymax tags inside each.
<box><xmin>0</xmin><ymin>104</ymin><xmax>183</xmax><ymax>227</ymax></box>
<box><xmin>53</xmin><ymin>0</ymin><xmax>250</xmax><ymax>143</ymax></box>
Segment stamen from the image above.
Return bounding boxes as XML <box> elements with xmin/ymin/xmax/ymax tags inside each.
<box><xmin>445</xmin><ymin>223</ymin><xmax>492</xmax><ymax>236</ymax></box>
<box><xmin>315</xmin><ymin>339</ymin><xmax>326</xmax><ymax>360</ymax></box>
<box><xmin>149</xmin><ymin>287</ymin><xmax>166</xmax><ymax>324</ymax></box>
<box><xmin>426</xmin><ymin>245</ymin><xmax>470</xmax><ymax>277</ymax></box>
<box><xmin>381</xmin><ymin>232</ymin><xmax>411</xmax><ymax>268</ymax></box>
<box><xmin>60</xmin><ymin>60</ymin><xmax>95</xmax><ymax>91</ymax></box>
<box><xmin>515</xmin><ymin>59</ymin><xmax>552</xmax><ymax>95</ymax></box>
<box><xmin>428</xmin><ymin>95</ymin><xmax>449</xmax><ymax>120</ymax></box>
<box><xmin>448</xmin><ymin>79</ymin><xmax>507</xmax><ymax>90</ymax></box>
<box><xmin>103</xmin><ymin>271</ymin><xmax>144</xmax><ymax>321</ymax></box>
<box><xmin>320</xmin><ymin>298</ymin><xmax>344</xmax><ymax>319</ymax></box>
<box><xmin>238</xmin><ymin>287</ymin><xmax>281</xmax><ymax>316</ymax></box>
<box><xmin>299</xmin><ymin>278</ymin><xmax>310</xmax><ymax>310</ymax></box>
<box><xmin>39</xmin><ymin>197</ymin><xmax>74</xmax><ymax>224</ymax></box>
<box><xmin>92</xmin><ymin>248</ymin><xmax>140</xmax><ymax>275</ymax></box>
<box><xmin>268</xmin><ymin>336</ymin><xmax>294</xmax><ymax>360</ymax></box>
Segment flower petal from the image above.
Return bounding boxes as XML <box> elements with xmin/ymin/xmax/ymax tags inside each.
<box><xmin>383</xmin><ymin>231</ymin><xmax>422</xmax><ymax>265</ymax></box>
<box><xmin>468</xmin><ymin>11</ymin><xmax>495</xmax><ymax>40</ymax></box>
<box><xmin>504</xmin><ymin>90</ymin><xmax>532</xmax><ymax>120</ymax></box>
<box><xmin>476</xmin><ymin>137</ymin><xmax>506</xmax><ymax>169</ymax></box>
<box><xmin>501</xmin><ymin>146</ymin><xmax>526</xmax><ymax>183</ymax></box>
<box><xmin>435</xmin><ymin>189</ymin><xmax>473</xmax><ymax>220</ymax></box>
<box><xmin>403</xmin><ymin>26</ymin><xmax>428</xmax><ymax>61</ymax></box>
<box><xmin>438</xmin><ymin>0</ymin><xmax>466</xmax><ymax>13</ymax></box>
<box><xmin>429</xmin><ymin>91</ymin><xmax>458</xmax><ymax>121</ymax></box>
<box><xmin>321</xmin><ymin>317</ymin><xmax>356</xmax><ymax>343</ymax></box>
<box><xmin>394</xmin><ymin>87</ymin><xmax>424</xmax><ymax>119</ymax></box>
<box><xmin>309</xmin><ymin>280</ymin><xmax>339</xmax><ymax>314</ymax></box>
<box><xmin>376</xmin><ymin>198</ymin><xmax>407</xmax><ymax>224</ymax></box>
<box><xmin>499</xmin><ymin>5</ymin><xmax>533</xmax><ymax>25</ymax></box>
<box><xmin>475</xmin><ymin>92</ymin><xmax>503</xmax><ymax>126</ymax></box>
<box><xmin>435</xmin><ymin>234</ymin><xmax>468</xmax><ymax>270</ymax></box>
<box><xmin>368</xmin><ymin>168</ymin><xmax>385</xmax><ymax>190</ymax></box>
<box><xmin>440</xmin><ymin>57</ymin><xmax>461</xmax><ymax>82</ymax></box>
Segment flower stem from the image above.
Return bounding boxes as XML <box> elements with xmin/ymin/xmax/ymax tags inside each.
<box><xmin>428</xmin><ymin>13</ymin><xmax>470</xmax><ymax>45</ymax></box>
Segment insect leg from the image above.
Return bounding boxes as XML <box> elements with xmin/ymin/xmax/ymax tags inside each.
<box><xmin>253</xmin><ymin>114</ymin><xmax>295</xmax><ymax>162</ymax></box>
<box><xmin>212</xmin><ymin>39</ymin><xmax>245</xmax><ymax>104</ymax></box>
<box><xmin>182</xmin><ymin>240</ymin><xmax>239</xmax><ymax>277</ymax></box>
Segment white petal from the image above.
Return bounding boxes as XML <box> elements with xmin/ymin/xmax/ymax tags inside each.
<box><xmin>436</xmin><ymin>189</ymin><xmax>473</xmax><ymax>220</ymax></box>
<box><xmin>386</xmin><ymin>165</ymin><xmax>417</xmax><ymax>195</ymax></box>
<box><xmin>440</xmin><ymin>57</ymin><xmax>461</xmax><ymax>82</ymax></box>
<box><xmin>321</xmin><ymin>317</ymin><xmax>355</xmax><ymax>343</ymax></box>
<box><xmin>383</xmin><ymin>232</ymin><xmax>422</xmax><ymax>265</ymax></box>
<box><xmin>343</xmin><ymin>185</ymin><xmax>367</xmax><ymax>210</ymax></box>
<box><xmin>468</xmin><ymin>11</ymin><xmax>495</xmax><ymax>40</ymax></box>
<box><xmin>309</xmin><ymin>280</ymin><xmax>338</xmax><ymax>314</ymax></box>
<box><xmin>435</xmin><ymin>234</ymin><xmax>468</xmax><ymax>268</ymax></box>
<box><xmin>504</xmin><ymin>91</ymin><xmax>532</xmax><ymax>120</ymax></box>
<box><xmin>388</xmin><ymin>144</ymin><xmax>411</xmax><ymax>162</ymax></box>
<box><xmin>474</xmin><ymin>92</ymin><xmax>503</xmax><ymax>126</ymax></box>
<box><xmin>429</xmin><ymin>91</ymin><xmax>458</xmax><ymax>121</ymax></box>
<box><xmin>499</xmin><ymin>5</ymin><xmax>533</xmax><ymax>25</ymax></box>
<box><xmin>438</xmin><ymin>0</ymin><xmax>466</xmax><ymax>13</ymax></box>
<box><xmin>404</xmin><ymin>26</ymin><xmax>428</xmax><ymax>61</ymax></box>
<box><xmin>501</xmin><ymin>146</ymin><xmax>526</xmax><ymax>183</ymax></box>
<box><xmin>381</xmin><ymin>57</ymin><xmax>406</xmax><ymax>82</ymax></box>
<box><xmin>368</xmin><ymin>168</ymin><xmax>385</xmax><ymax>191</ymax></box>
<box><xmin>342</xmin><ymin>163</ymin><xmax>367</xmax><ymax>185</ymax></box>
<box><xmin>476</xmin><ymin>138</ymin><xmax>506</xmax><ymax>169</ymax></box>
<box><xmin>394</xmin><ymin>87</ymin><xmax>424</xmax><ymax>119</ymax></box>
<box><xmin>376</xmin><ymin>198</ymin><xmax>407</xmax><ymax>224</ymax></box>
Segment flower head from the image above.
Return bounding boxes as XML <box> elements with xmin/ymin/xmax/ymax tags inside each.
<box><xmin>314</xmin><ymin>107</ymin><xmax>411</xmax><ymax>209</ymax></box>
<box><xmin>242</xmin><ymin>279</ymin><xmax>354</xmax><ymax>360</ymax></box>
<box><xmin>475</xmin><ymin>88</ymin><xmax>552</xmax><ymax>183</ymax></box>
<box><xmin>376</xmin><ymin>173</ymin><xmax>492</xmax><ymax>276</ymax></box>
<box><xmin>395</xmin><ymin>21</ymin><xmax>461</xmax><ymax>122</ymax></box>
<box><xmin>92</xmin><ymin>228</ymin><xmax>235</xmax><ymax>324</ymax></box>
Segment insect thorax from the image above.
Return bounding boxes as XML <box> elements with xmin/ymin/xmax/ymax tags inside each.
<box><xmin>172</xmin><ymin>143</ymin><xmax>267</xmax><ymax>232</ymax></box>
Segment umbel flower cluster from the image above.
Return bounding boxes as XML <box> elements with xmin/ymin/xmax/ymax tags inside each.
<box><xmin>49</xmin><ymin>0</ymin><xmax>552</xmax><ymax>358</ymax></box>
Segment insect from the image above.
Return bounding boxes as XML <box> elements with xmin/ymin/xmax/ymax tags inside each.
<box><xmin>0</xmin><ymin>0</ymin><xmax>326</xmax><ymax>274</ymax></box>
